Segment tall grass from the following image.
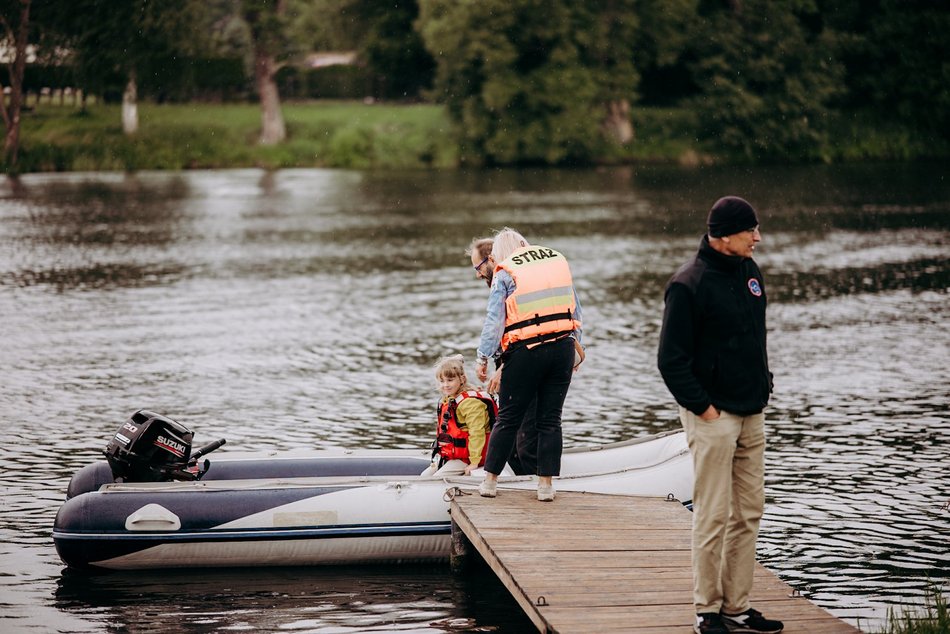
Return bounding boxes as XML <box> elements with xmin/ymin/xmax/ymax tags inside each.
<box><xmin>877</xmin><ymin>584</ymin><xmax>949</xmax><ymax>634</ymax></box>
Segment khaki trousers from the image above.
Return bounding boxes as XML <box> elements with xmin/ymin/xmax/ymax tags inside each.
<box><xmin>680</xmin><ymin>406</ymin><xmax>765</xmax><ymax>615</ymax></box>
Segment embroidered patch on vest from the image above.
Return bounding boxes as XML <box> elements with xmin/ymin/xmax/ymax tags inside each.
<box><xmin>747</xmin><ymin>278</ymin><xmax>762</xmax><ymax>297</ymax></box>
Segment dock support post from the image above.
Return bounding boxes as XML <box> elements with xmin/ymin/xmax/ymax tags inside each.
<box><xmin>450</xmin><ymin>518</ymin><xmax>471</xmax><ymax>572</ymax></box>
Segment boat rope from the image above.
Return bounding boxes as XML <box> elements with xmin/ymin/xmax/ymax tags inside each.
<box><xmin>443</xmin><ymin>486</ymin><xmax>471</xmax><ymax>502</ymax></box>
<box><xmin>543</xmin><ymin>447</ymin><xmax>690</xmax><ymax>481</ymax></box>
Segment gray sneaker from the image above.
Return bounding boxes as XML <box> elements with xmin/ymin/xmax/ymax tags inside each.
<box><xmin>478</xmin><ymin>479</ymin><xmax>496</xmax><ymax>498</ymax></box>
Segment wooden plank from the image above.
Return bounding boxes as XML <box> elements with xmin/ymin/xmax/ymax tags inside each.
<box><xmin>450</xmin><ymin>489</ymin><xmax>861</xmax><ymax>633</ymax></box>
<box><xmin>500</xmin><ymin>550</ymin><xmax>693</xmax><ymax>568</ymax></box>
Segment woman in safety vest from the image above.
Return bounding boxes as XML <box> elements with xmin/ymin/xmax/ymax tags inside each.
<box><xmin>474</xmin><ymin>228</ymin><xmax>584</xmax><ymax>501</ymax></box>
<box><xmin>430</xmin><ymin>354</ymin><xmax>497</xmax><ymax>476</ymax></box>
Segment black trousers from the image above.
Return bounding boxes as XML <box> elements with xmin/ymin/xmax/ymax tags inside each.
<box><xmin>507</xmin><ymin>397</ymin><xmax>538</xmax><ymax>475</ymax></box>
<box><xmin>484</xmin><ymin>337</ymin><xmax>574</xmax><ymax>477</ymax></box>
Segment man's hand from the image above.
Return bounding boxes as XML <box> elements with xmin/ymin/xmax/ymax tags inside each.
<box><xmin>700</xmin><ymin>404</ymin><xmax>720</xmax><ymax>421</ymax></box>
<box><xmin>487</xmin><ymin>366</ymin><xmax>502</xmax><ymax>393</ymax></box>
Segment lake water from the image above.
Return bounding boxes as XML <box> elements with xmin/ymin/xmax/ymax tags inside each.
<box><xmin>1</xmin><ymin>165</ymin><xmax>948</xmax><ymax>633</ymax></box>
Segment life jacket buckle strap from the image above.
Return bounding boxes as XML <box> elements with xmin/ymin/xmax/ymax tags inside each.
<box><xmin>503</xmin><ymin>310</ymin><xmax>574</xmax><ymax>334</ymax></box>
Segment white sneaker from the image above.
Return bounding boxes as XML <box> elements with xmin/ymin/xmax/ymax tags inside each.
<box><xmin>478</xmin><ymin>479</ymin><xmax>497</xmax><ymax>498</ymax></box>
<box><xmin>537</xmin><ymin>484</ymin><xmax>555</xmax><ymax>502</ymax></box>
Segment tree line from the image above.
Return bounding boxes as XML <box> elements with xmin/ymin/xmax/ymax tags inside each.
<box><xmin>1</xmin><ymin>0</ymin><xmax>947</xmax><ymax>170</ymax></box>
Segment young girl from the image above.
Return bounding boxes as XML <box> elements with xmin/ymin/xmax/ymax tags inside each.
<box><xmin>431</xmin><ymin>354</ymin><xmax>497</xmax><ymax>476</ymax></box>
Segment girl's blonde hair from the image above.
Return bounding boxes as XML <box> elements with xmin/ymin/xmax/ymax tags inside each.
<box><xmin>491</xmin><ymin>227</ymin><xmax>529</xmax><ymax>263</ymax></box>
<box><xmin>434</xmin><ymin>354</ymin><xmax>474</xmax><ymax>392</ymax></box>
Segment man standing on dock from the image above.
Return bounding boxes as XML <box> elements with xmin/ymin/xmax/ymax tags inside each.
<box><xmin>657</xmin><ymin>196</ymin><xmax>783</xmax><ymax>634</ymax></box>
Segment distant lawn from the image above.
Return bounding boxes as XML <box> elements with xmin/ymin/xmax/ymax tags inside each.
<box><xmin>14</xmin><ymin>101</ymin><xmax>458</xmax><ymax>173</ymax></box>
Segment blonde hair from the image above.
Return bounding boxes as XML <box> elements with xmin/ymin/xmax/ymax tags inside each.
<box><xmin>491</xmin><ymin>227</ymin><xmax>529</xmax><ymax>263</ymax></box>
<box><xmin>434</xmin><ymin>354</ymin><xmax>474</xmax><ymax>392</ymax></box>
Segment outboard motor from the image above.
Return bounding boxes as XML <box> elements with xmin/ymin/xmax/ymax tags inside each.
<box><xmin>103</xmin><ymin>409</ymin><xmax>225</xmax><ymax>483</ymax></box>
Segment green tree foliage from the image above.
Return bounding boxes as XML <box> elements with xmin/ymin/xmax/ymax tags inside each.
<box><xmin>37</xmin><ymin>0</ymin><xmax>204</xmax><ymax>102</ymax></box>
<box><xmin>686</xmin><ymin>0</ymin><xmax>844</xmax><ymax>161</ymax></box>
<box><xmin>286</xmin><ymin>0</ymin><xmax>433</xmax><ymax>100</ymax></box>
<box><xmin>343</xmin><ymin>0</ymin><xmax>434</xmax><ymax>99</ymax></box>
<box><xmin>864</xmin><ymin>1</ymin><xmax>950</xmax><ymax>139</ymax></box>
<box><xmin>577</xmin><ymin>0</ymin><xmax>639</xmax><ymax>144</ymax></box>
<box><xmin>418</xmin><ymin>0</ymin><xmax>634</xmax><ymax>165</ymax></box>
<box><xmin>636</xmin><ymin>0</ymin><xmax>699</xmax><ymax>105</ymax></box>
<box><xmin>581</xmin><ymin>1</ymin><xmax>639</xmax><ymax>104</ymax></box>
<box><xmin>823</xmin><ymin>0</ymin><xmax>950</xmax><ymax>140</ymax></box>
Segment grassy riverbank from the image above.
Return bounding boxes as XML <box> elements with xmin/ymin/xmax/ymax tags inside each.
<box><xmin>10</xmin><ymin>100</ymin><xmax>944</xmax><ymax>173</ymax></box>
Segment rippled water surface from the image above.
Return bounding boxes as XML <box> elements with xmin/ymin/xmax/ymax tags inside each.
<box><xmin>2</xmin><ymin>165</ymin><xmax>948</xmax><ymax>632</ymax></box>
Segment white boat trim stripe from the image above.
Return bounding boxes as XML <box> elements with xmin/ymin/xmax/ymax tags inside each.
<box><xmin>52</xmin><ymin>521</ymin><xmax>452</xmax><ymax>542</ymax></box>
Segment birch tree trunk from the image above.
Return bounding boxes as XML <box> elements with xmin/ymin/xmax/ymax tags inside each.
<box><xmin>122</xmin><ymin>71</ymin><xmax>138</xmax><ymax>135</ymax></box>
<box><xmin>254</xmin><ymin>49</ymin><xmax>285</xmax><ymax>145</ymax></box>
<box><xmin>602</xmin><ymin>98</ymin><xmax>633</xmax><ymax>145</ymax></box>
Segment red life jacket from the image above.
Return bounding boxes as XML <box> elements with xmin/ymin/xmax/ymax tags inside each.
<box><xmin>435</xmin><ymin>390</ymin><xmax>497</xmax><ymax>465</ymax></box>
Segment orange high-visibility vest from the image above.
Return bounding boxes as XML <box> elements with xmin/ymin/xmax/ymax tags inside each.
<box><xmin>496</xmin><ymin>245</ymin><xmax>580</xmax><ymax>351</ymax></box>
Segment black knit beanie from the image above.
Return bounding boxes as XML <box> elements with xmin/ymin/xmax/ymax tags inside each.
<box><xmin>707</xmin><ymin>196</ymin><xmax>759</xmax><ymax>238</ymax></box>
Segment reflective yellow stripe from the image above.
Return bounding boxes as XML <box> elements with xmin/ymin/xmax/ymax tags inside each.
<box><xmin>516</xmin><ymin>292</ymin><xmax>574</xmax><ymax>315</ymax></box>
<box><xmin>516</xmin><ymin>285</ymin><xmax>573</xmax><ymax>304</ymax></box>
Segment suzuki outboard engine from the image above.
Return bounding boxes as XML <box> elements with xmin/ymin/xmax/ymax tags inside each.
<box><xmin>104</xmin><ymin>409</ymin><xmax>225</xmax><ymax>483</ymax></box>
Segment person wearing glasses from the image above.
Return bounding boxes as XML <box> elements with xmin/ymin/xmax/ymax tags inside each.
<box><xmin>468</xmin><ymin>237</ymin><xmax>495</xmax><ymax>289</ymax></box>
<box><xmin>657</xmin><ymin>197</ymin><xmax>782</xmax><ymax>634</ymax></box>
<box><xmin>467</xmin><ymin>236</ymin><xmax>537</xmax><ymax>476</ymax></box>
<box><xmin>473</xmin><ymin>228</ymin><xmax>584</xmax><ymax>502</ymax></box>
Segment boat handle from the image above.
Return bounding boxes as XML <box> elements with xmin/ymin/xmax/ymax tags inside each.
<box><xmin>129</xmin><ymin>517</ymin><xmax>178</xmax><ymax>526</ymax></box>
<box><xmin>125</xmin><ymin>503</ymin><xmax>182</xmax><ymax>531</ymax></box>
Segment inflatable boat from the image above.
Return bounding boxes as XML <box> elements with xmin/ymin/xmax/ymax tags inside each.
<box><xmin>54</xmin><ymin>410</ymin><xmax>694</xmax><ymax>571</ymax></box>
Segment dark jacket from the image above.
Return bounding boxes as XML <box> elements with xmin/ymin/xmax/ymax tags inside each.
<box><xmin>658</xmin><ymin>236</ymin><xmax>772</xmax><ymax>416</ymax></box>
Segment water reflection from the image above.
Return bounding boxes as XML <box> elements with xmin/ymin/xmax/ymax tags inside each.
<box><xmin>1</xmin><ymin>165</ymin><xmax>948</xmax><ymax>632</ymax></box>
<box><xmin>54</xmin><ymin>565</ymin><xmax>533</xmax><ymax>633</ymax></box>
<box><xmin>768</xmin><ymin>255</ymin><xmax>948</xmax><ymax>302</ymax></box>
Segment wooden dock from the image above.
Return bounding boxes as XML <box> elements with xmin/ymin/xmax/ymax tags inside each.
<box><xmin>449</xmin><ymin>489</ymin><xmax>861</xmax><ymax>633</ymax></box>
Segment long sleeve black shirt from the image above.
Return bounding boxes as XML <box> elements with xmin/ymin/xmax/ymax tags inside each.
<box><xmin>657</xmin><ymin>236</ymin><xmax>772</xmax><ymax>417</ymax></box>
